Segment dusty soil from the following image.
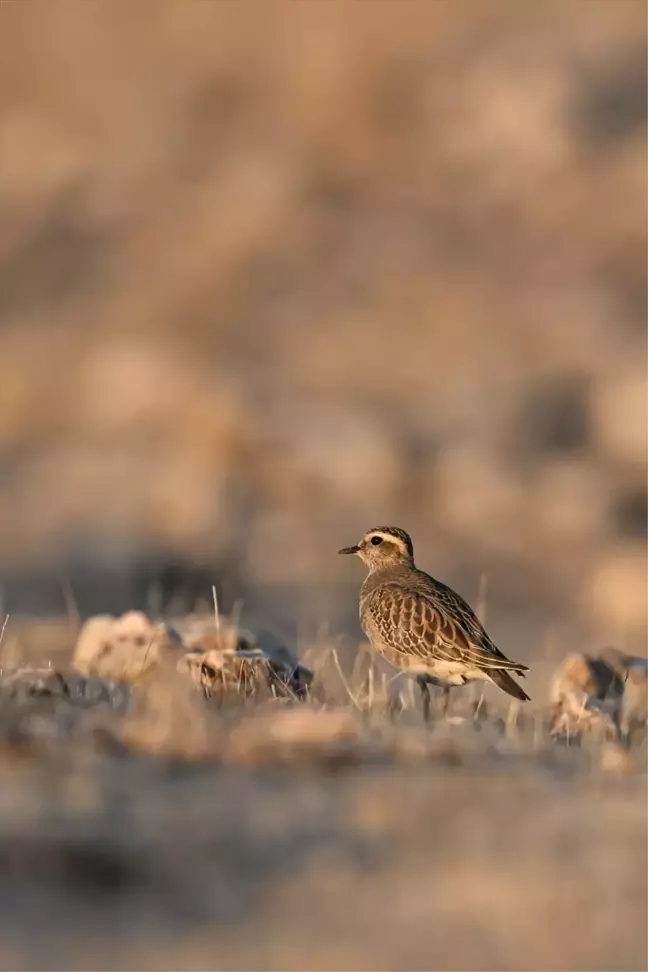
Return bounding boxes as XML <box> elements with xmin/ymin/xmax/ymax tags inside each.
<box><xmin>0</xmin><ymin>638</ymin><xmax>645</xmax><ymax>972</ymax></box>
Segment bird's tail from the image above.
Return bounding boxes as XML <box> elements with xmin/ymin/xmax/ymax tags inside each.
<box><xmin>489</xmin><ymin>669</ymin><xmax>530</xmax><ymax>702</ymax></box>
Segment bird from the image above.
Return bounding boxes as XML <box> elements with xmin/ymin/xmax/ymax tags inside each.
<box><xmin>338</xmin><ymin>526</ymin><xmax>530</xmax><ymax>720</ymax></box>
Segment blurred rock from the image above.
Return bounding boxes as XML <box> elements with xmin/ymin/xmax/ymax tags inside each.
<box><xmin>0</xmin><ymin>665</ymin><xmax>131</xmax><ymax>713</ymax></box>
<box><xmin>73</xmin><ymin>611</ymin><xmax>184</xmax><ymax>681</ymax></box>
<box><xmin>620</xmin><ymin>658</ymin><xmax>648</xmax><ymax>742</ymax></box>
<box><xmin>549</xmin><ymin>651</ymin><xmax>623</xmax><ymax>740</ymax></box>
<box><xmin>0</xmin><ymin>667</ymin><xmax>68</xmax><ymax>703</ymax></box>
<box><xmin>175</xmin><ymin>613</ymin><xmax>313</xmax><ymax>703</ymax></box>
<box><xmin>549</xmin><ymin>646</ymin><xmax>648</xmax><ymax>742</ymax></box>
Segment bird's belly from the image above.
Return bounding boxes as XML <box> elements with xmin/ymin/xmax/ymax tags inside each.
<box><xmin>419</xmin><ymin>661</ymin><xmax>490</xmax><ymax>686</ymax></box>
<box><xmin>369</xmin><ymin>642</ymin><xmax>479</xmax><ymax>685</ymax></box>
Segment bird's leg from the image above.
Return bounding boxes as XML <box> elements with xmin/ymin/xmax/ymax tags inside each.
<box><xmin>385</xmin><ymin>674</ymin><xmax>404</xmax><ymax>722</ymax></box>
<box><xmin>417</xmin><ymin>676</ymin><xmax>431</xmax><ymax>723</ymax></box>
<box><xmin>387</xmin><ymin>694</ymin><xmax>402</xmax><ymax>723</ymax></box>
<box><xmin>441</xmin><ymin>685</ymin><xmax>451</xmax><ymax>718</ymax></box>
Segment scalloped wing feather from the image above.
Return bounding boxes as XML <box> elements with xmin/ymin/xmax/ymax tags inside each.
<box><xmin>364</xmin><ymin>582</ymin><xmax>528</xmax><ymax>674</ymax></box>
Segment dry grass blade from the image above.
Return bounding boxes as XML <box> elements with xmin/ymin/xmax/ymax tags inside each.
<box><xmin>473</xmin><ymin>688</ymin><xmax>486</xmax><ymax>721</ymax></box>
<box><xmin>367</xmin><ymin>662</ymin><xmax>375</xmax><ymax>711</ymax></box>
<box><xmin>139</xmin><ymin>634</ymin><xmax>158</xmax><ymax>678</ymax></box>
<box><xmin>476</xmin><ymin>571</ymin><xmax>488</xmax><ymax>625</ymax></box>
<box><xmin>230</xmin><ymin>598</ymin><xmax>244</xmax><ymax>632</ymax></box>
<box><xmin>59</xmin><ymin>573</ymin><xmax>81</xmax><ymax>631</ymax></box>
<box><xmin>0</xmin><ymin>612</ymin><xmax>10</xmax><ymax>672</ymax></box>
<box><xmin>0</xmin><ymin>613</ymin><xmax>9</xmax><ymax>648</ymax></box>
<box><xmin>506</xmin><ymin>701</ymin><xmax>520</xmax><ymax>740</ymax></box>
<box><xmin>331</xmin><ymin>648</ymin><xmax>364</xmax><ymax>713</ymax></box>
<box><xmin>212</xmin><ymin>585</ymin><xmax>221</xmax><ymax>638</ymax></box>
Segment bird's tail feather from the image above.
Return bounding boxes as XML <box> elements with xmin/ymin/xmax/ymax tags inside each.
<box><xmin>489</xmin><ymin>669</ymin><xmax>530</xmax><ymax>702</ymax></box>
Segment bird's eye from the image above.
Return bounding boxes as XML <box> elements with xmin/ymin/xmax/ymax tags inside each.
<box><xmin>370</xmin><ymin>536</ymin><xmax>383</xmax><ymax>546</ymax></box>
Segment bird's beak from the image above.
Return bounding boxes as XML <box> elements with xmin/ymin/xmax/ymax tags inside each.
<box><xmin>338</xmin><ymin>544</ymin><xmax>360</xmax><ymax>555</ymax></box>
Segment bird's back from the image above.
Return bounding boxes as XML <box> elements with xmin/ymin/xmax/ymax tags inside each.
<box><xmin>360</xmin><ymin>563</ymin><xmax>527</xmax><ymax>672</ymax></box>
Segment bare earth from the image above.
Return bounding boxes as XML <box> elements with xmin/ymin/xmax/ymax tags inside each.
<box><xmin>0</xmin><ymin>634</ymin><xmax>645</xmax><ymax>972</ymax></box>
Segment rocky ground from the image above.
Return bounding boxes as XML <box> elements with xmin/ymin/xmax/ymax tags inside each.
<box><xmin>0</xmin><ymin>612</ymin><xmax>645</xmax><ymax>971</ymax></box>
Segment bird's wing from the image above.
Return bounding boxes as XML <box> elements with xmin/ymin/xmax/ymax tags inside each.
<box><xmin>365</xmin><ymin>582</ymin><xmax>528</xmax><ymax>673</ymax></box>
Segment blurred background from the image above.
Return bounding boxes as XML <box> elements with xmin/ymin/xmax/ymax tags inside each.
<box><xmin>0</xmin><ymin>1</ymin><xmax>646</xmax><ymax>658</ymax></box>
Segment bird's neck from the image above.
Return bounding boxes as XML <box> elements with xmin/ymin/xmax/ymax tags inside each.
<box><xmin>371</xmin><ymin>557</ymin><xmax>414</xmax><ymax>574</ymax></box>
<box><xmin>361</xmin><ymin>560</ymin><xmax>415</xmax><ymax>591</ymax></box>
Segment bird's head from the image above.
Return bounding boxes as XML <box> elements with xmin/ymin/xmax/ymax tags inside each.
<box><xmin>338</xmin><ymin>526</ymin><xmax>415</xmax><ymax>571</ymax></box>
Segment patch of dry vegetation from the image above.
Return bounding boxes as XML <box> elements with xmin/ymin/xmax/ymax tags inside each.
<box><xmin>3</xmin><ymin>609</ymin><xmax>646</xmax><ymax>769</ymax></box>
<box><xmin>550</xmin><ymin>646</ymin><xmax>648</xmax><ymax>744</ymax></box>
<box><xmin>0</xmin><ymin>609</ymin><xmax>645</xmax><ymax>970</ymax></box>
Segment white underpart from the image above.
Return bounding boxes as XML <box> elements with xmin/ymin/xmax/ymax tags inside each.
<box><xmin>409</xmin><ymin>659</ymin><xmax>492</xmax><ymax>685</ymax></box>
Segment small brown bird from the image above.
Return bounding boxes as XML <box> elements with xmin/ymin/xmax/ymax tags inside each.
<box><xmin>339</xmin><ymin>526</ymin><xmax>530</xmax><ymax>719</ymax></box>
